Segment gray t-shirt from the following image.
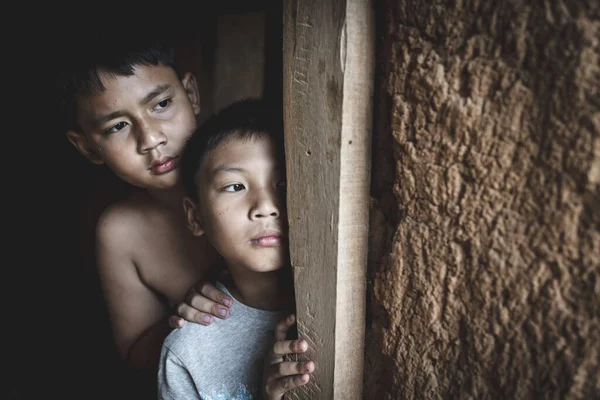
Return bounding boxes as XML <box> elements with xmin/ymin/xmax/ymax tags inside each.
<box><xmin>158</xmin><ymin>282</ymin><xmax>289</xmax><ymax>400</ymax></box>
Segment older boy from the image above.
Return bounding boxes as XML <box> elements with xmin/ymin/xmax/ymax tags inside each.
<box><xmin>158</xmin><ymin>99</ymin><xmax>314</xmax><ymax>399</ymax></box>
<box><xmin>56</xmin><ymin>34</ymin><xmax>233</xmax><ymax>382</ymax></box>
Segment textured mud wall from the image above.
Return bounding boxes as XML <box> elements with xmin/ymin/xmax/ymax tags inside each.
<box><xmin>365</xmin><ymin>1</ymin><xmax>599</xmax><ymax>399</ymax></box>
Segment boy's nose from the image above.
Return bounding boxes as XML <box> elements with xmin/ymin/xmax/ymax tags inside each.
<box><xmin>137</xmin><ymin>121</ymin><xmax>167</xmax><ymax>153</ymax></box>
<box><xmin>250</xmin><ymin>189</ymin><xmax>280</xmax><ymax>220</ymax></box>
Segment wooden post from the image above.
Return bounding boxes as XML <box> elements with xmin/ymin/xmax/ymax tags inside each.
<box><xmin>283</xmin><ymin>0</ymin><xmax>374</xmax><ymax>398</ymax></box>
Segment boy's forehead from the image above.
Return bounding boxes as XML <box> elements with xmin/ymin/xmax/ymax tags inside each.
<box><xmin>76</xmin><ymin>65</ymin><xmax>180</xmax><ymax>113</ymax></box>
<box><xmin>200</xmin><ymin>136</ymin><xmax>281</xmax><ymax>176</ymax></box>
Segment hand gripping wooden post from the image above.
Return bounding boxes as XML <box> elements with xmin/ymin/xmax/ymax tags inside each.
<box><xmin>283</xmin><ymin>0</ymin><xmax>375</xmax><ymax>398</ymax></box>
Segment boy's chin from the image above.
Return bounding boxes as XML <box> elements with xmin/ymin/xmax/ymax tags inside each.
<box><xmin>246</xmin><ymin>261</ymin><xmax>286</xmax><ymax>273</ymax></box>
<box><xmin>229</xmin><ymin>253</ymin><xmax>289</xmax><ymax>274</ymax></box>
<box><xmin>256</xmin><ymin>264</ymin><xmax>285</xmax><ymax>273</ymax></box>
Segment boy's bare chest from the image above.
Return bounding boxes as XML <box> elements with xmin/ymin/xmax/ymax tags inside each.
<box><xmin>132</xmin><ymin>217</ymin><xmax>218</xmax><ymax>305</ymax></box>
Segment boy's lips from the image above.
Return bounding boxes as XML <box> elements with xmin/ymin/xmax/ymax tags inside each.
<box><xmin>251</xmin><ymin>230</ymin><xmax>283</xmax><ymax>247</ymax></box>
<box><xmin>150</xmin><ymin>156</ymin><xmax>179</xmax><ymax>174</ymax></box>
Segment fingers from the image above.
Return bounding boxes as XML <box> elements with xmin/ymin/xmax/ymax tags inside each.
<box><xmin>174</xmin><ymin>282</ymin><xmax>232</xmax><ymax>325</ymax></box>
<box><xmin>266</xmin><ymin>374</ymin><xmax>310</xmax><ymax>399</ymax></box>
<box><xmin>196</xmin><ymin>281</ymin><xmax>233</xmax><ymax>308</ymax></box>
<box><xmin>273</xmin><ymin>313</ymin><xmax>296</xmax><ymax>342</ymax></box>
<box><xmin>271</xmin><ymin>339</ymin><xmax>308</xmax><ymax>359</ymax></box>
<box><xmin>266</xmin><ymin>360</ymin><xmax>315</xmax><ymax>381</ymax></box>
<box><xmin>173</xmin><ymin>302</ymin><xmax>216</xmax><ymax>326</ymax></box>
<box><xmin>263</xmin><ymin>315</ymin><xmax>314</xmax><ymax>399</ymax></box>
<box><xmin>266</xmin><ymin>314</ymin><xmax>303</xmax><ymax>364</ymax></box>
<box><xmin>168</xmin><ymin>315</ymin><xmax>184</xmax><ymax>329</ymax></box>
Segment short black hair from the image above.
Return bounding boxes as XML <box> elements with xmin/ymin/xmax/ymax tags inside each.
<box><xmin>54</xmin><ymin>34</ymin><xmax>178</xmax><ymax>133</ymax></box>
<box><xmin>181</xmin><ymin>98</ymin><xmax>284</xmax><ymax>203</ymax></box>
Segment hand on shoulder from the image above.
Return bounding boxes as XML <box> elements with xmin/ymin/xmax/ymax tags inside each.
<box><xmin>169</xmin><ymin>273</ymin><xmax>233</xmax><ymax>328</ymax></box>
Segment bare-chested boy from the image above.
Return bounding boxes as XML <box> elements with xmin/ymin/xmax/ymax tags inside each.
<box><xmin>55</xmin><ymin>35</ymin><xmax>233</xmax><ymax>385</ymax></box>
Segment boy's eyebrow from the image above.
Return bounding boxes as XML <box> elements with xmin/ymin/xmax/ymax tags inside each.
<box><xmin>211</xmin><ymin>166</ymin><xmax>245</xmax><ymax>176</ymax></box>
<box><xmin>140</xmin><ymin>84</ymin><xmax>172</xmax><ymax>106</ymax></box>
<box><xmin>94</xmin><ymin>111</ymin><xmax>124</xmax><ymax>126</ymax></box>
<box><xmin>210</xmin><ymin>162</ymin><xmax>283</xmax><ymax>177</ymax></box>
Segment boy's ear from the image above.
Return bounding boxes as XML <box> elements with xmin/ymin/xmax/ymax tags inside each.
<box><xmin>183</xmin><ymin>196</ymin><xmax>205</xmax><ymax>236</ymax></box>
<box><xmin>66</xmin><ymin>130</ymin><xmax>104</xmax><ymax>165</ymax></box>
<box><xmin>181</xmin><ymin>72</ymin><xmax>201</xmax><ymax>116</ymax></box>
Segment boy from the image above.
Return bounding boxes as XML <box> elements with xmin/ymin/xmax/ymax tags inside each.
<box><xmin>158</xmin><ymin>99</ymin><xmax>314</xmax><ymax>399</ymax></box>
<box><xmin>55</xmin><ymin>34</ymin><xmax>234</xmax><ymax>385</ymax></box>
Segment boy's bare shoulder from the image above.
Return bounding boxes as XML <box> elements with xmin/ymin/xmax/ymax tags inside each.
<box><xmin>95</xmin><ymin>190</ymin><xmax>159</xmax><ymax>249</ymax></box>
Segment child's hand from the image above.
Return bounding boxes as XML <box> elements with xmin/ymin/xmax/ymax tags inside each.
<box><xmin>168</xmin><ymin>279</ymin><xmax>232</xmax><ymax>328</ymax></box>
<box><xmin>262</xmin><ymin>314</ymin><xmax>315</xmax><ymax>400</ymax></box>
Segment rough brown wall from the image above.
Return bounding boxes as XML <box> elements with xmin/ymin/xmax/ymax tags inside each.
<box><xmin>365</xmin><ymin>1</ymin><xmax>599</xmax><ymax>399</ymax></box>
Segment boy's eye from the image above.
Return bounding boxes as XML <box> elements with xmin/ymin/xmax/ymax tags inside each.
<box><xmin>104</xmin><ymin>121</ymin><xmax>128</xmax><ymax>134</ymax></box>
<box><xmin>154</xmin><ymin>98</ymin><xmax>172</xmax><ymax>110</ymax></box>
<box><xmin>223</xmin><ymin>183</ymin><xmax>245</xmax><ymax>192</ymax></box>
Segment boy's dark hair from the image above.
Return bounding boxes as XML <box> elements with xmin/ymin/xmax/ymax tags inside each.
<box><xmin>182</xmin><ymin>98</ymin><xmax>284</xmax><ymax>202</ymax></box>
<box><xmin>54</xmin><ymin>34</ymin><xmax>178</xmax><ymax>133</ymax></box>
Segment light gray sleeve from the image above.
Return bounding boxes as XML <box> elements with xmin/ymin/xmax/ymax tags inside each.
<box><xmin>158</xmin><ymin>344</ymin><xmax>201</xmax><ymax>400</ymax></box>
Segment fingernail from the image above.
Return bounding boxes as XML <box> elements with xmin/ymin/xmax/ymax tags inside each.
<box><xmin>298</xmin><ymin>340</ymin><xmax>307</xmax><ymax>352</ymax></box>
<box><xmin>218</xmin><ymin>308</ymin><xmax>228</xmax><ymax>317</ymax></box>
<box><xmin>202</xmin><ymin>315</ymin><xmax>212</xmax><ymax>323</ymax></box>
<box><xmin>223</xmin><ymin>298</ymin><xmax>232</xmax><ymax>307</ymax></box>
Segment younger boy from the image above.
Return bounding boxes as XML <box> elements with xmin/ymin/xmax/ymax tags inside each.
<box><xmin>158</xmin><ymin>99</ymin><xmax>314</xmax><ymax>399</ymax></box>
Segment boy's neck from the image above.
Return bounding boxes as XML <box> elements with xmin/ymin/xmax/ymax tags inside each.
<box><xmin>224</xmin><ymin>268</ymin><xmax>295</xmax><ymax>311</ymax></box>
<box><xmin>146</xmin><ymin>185</ymin><xmax>187</xmax><ymax>213</ymax></box>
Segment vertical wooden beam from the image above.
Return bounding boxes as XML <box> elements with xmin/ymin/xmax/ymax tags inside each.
<box><xmin>283</xmin><ymin>1</ymin><xmax>374</xmax><ymax>399</ymax></box>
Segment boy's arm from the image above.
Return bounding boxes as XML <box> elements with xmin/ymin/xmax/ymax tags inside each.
<box><xmin>96</xmin><ymin>210</ymin><xmax>171</xmax><ymax>366</ymax></box>
<box><xmin>126</xmin><ymin>316</ymin><xmax>174</xmax><ymax>369</ymax></box>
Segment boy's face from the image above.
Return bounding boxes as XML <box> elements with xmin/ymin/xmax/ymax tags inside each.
<box><xmin>67</xmin><ymin>65</ymin><xmax>200</xmax><ymax>190</ymax></box>
<box><xmin>185</xmin><ymin>135</ymin><xmax>288</xmax><ymax>273</ymax></box>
